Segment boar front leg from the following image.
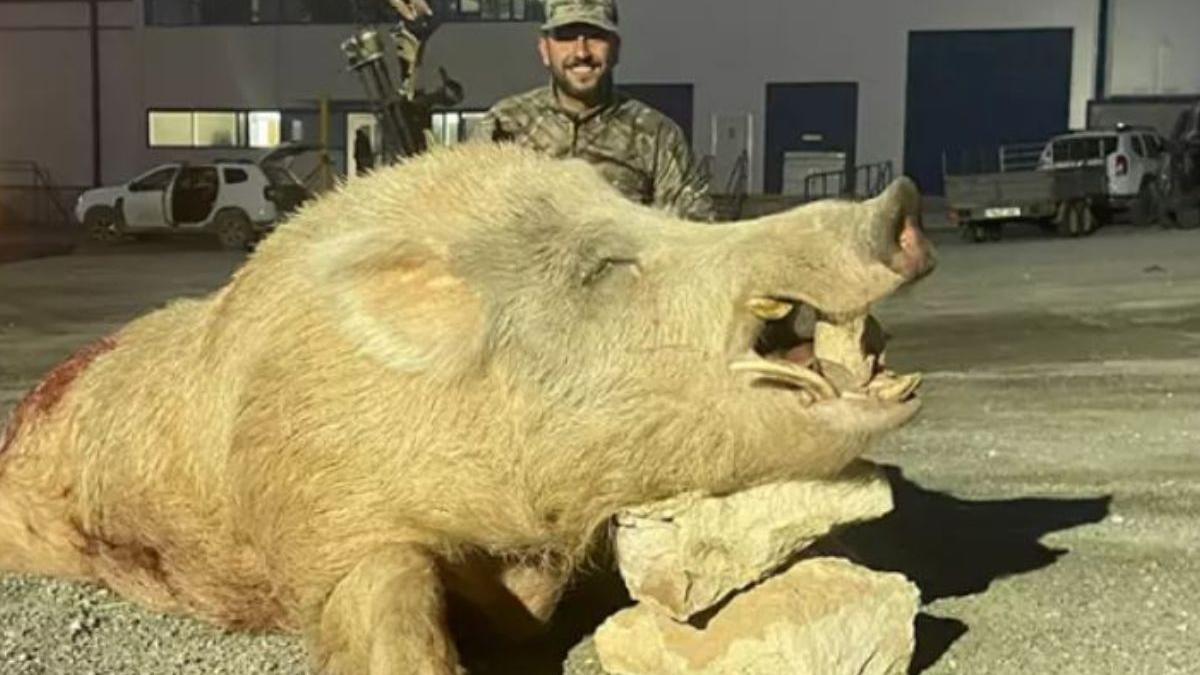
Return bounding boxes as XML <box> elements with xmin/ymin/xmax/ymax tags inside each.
<box><xmin>313</xmin><ymin>544</ymin><xmax>464</xmax><ymax>675</ymax></box>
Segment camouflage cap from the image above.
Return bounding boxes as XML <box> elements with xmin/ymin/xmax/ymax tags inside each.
<box><xmin>541</xmin><ymin>0</ymin><xmax>619</xmax><ymax>35</ymax></box>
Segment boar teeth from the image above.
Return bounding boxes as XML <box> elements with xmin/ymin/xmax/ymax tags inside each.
<box><xmin>747</xmin><ymin>298</ymin><xmax>793</xmax><ymax>321</ymax></box>
<box><xmin>866</xmin><ymin>371</ymin><xmax>923</xmax><ymax>402</ymax></box>
<box><xmin>730</xmin><ymin>360</ymin><xmax>837</xmax><ymax>401</ymax></box>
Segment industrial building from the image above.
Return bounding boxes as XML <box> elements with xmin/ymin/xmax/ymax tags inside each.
<box><xmin>1</xmin><ymin>0</ymin><xmax>1198</xmax><ymax>219</ymax></box>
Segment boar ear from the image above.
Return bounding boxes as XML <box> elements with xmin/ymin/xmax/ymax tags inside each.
<box><xmin>316</xmin><ymin>234</ymin><xmax>485</xmax><ymax>373</ymax></box>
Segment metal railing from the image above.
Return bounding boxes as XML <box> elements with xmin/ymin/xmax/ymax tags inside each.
<box><xmin>724</xmin><ymin>150</ymin><xmax>750</xmax><ymax>196</ymax></box>
<box><xmin>802</xmin><ymin>160</ymin><xmax>895</xmax><ymax>202</ymax></box>
<box><xmin>0</xmin><ymin>161</ymin><xmax>75</xmax><ymax>228</ymax></box>
<box><xmin>943</xmin><ymin>141</ymin><xmax>1045</xmax><ymax>177</ymax></box>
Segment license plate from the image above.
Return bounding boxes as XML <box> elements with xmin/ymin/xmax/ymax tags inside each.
<box><xmin>984</xmin><ymin>207</ymin><xmax>1021</xmax><ymax>219</ymax></box>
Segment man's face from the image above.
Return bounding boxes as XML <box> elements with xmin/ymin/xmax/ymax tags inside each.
<box><xmin>538</xmin><ymin>24</ymin><xmax>620</xmax><ymax>105</ymax></box>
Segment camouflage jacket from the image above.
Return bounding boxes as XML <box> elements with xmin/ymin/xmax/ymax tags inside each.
<box><xmin>470</xmin><ymin>86</ymin><xmax>715</xmax><ymax>222</ymax></box>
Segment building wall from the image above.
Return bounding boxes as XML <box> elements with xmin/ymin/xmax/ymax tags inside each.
<box><xmin>1109</xmin><ymin>0</ymin><xmax>1200</xmax><ymax>96</ymax></box>
<box><xmin>614</xmin><ymin>0</ymin><xmax>1100</xmax><ymax>190</ymax></box>
<box><xmin>4</xmin><ymin>0</ymin><xmax>1199</xmax><ymax>201</ymax></box>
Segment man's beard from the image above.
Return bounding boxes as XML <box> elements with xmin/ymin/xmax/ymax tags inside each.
<box><xmin>551</xmin><ymin>59</ymin><xmax>611</xmax><ymax>107</ymax></box>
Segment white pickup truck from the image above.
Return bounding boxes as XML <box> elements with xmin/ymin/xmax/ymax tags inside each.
<box><xmin>1036</xmin><ymin>125</ymin><xmax>1169</xmax><ymax>224</ymax></box>
<box><xmin>74</xmin><ymin>145</ymin><xmax>311</xmax><ymax>249</ymax></box>
<box><xmin>945</xmin><ymin>125</ymin><xmax>1171</xmax><ymax>242</ymax></box>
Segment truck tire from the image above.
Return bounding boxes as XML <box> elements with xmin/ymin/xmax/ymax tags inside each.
<box><xmin>213</xmin><ymin>209</ymin><xmax>253</xmax><ymax>251</ymax></box>
<box><xmin>84</xmin><ymin>206</ymin><xmax>122</xmax><ymax>243</ymax></box>
<box><xmin>1177</xmin><ymin>206</ymin><xmax>1200</xmax><ymax>230</ymax></box>
<box><xmin>962</xmin><ymin>223</ymin><xmax>988</xmax><ymax>243</ymax></box>
<box><xmin>1055</xmin><ymin>201</ymin><xmax>1081</xmax><ymax>237</ymax></box>
<box><xmin>1131</xmin><ymin>181</ymin><xmax>1162</xmax><ymax>227</ymax></box>
<box><xmin>1078</xmin><ymin>202</ymin><xmax>1098</xmax><ymax>235</ymax></box>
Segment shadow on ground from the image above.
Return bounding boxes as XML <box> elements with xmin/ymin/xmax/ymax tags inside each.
<box><xmin>0</xmin><ymin>223</ymin><xmax>81</xmax><ymax>264</ymax></box>
<box><xmin>832</xmin><ymin>464</ymin><xmax>1112</xmax><ymax>673</ymax></box>
<box><xmin>460</xmin><ymin>465</ymin><xmax>1110</xmax><ymax>674</ymax></box>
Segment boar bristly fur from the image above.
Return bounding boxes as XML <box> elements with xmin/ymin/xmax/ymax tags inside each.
<box><xmin>0</xmin><ymin>144</ymin><xmax>934</xmax><ymax>674</ymax></box>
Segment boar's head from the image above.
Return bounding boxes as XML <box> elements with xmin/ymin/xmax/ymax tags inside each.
<box><xmin>288</xmin><ymin>145</ymin><xmax>934</xmax><ymax>528</ymax></box>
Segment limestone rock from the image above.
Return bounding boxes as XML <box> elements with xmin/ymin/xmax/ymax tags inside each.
<box><xmin>593</xmin><ymin>557</ymin><xmax>918</xmax><ymax>675</ymax></box>
<box><xmin>613</xmin><ymin>461</ymin><xmax>893</xmax><ymax>620</ymax></box>
<box><xmin>563</xmin><ymin>636</ymin><xmax>612</xmax><ymax>675</ymax></box>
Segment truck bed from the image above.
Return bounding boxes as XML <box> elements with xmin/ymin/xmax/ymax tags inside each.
<box><xmin>945</xmin><ymin>166</ymin><xmax>1108</xmax><ymax>222</ymax></box>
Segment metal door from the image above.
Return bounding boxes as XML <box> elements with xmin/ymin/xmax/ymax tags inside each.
<box><xmin>765</xmin><ymin>83</ymin><xmax>858</xmax><ymax>194</ymax></box>
<box><xmin>905</xmin><ymin>29</ymin><xmax>1073</xmax><ymax>195</ymax></box>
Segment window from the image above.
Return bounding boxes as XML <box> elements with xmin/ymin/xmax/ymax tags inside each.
<box><xmin>148</xmin><ymin>110</ymin><xmax>283</xmax><ymax>148</ymax></box>
<box><xmin>1141</xmin><ymin>134</ymin><xmax>1163</xmax><ymax>158</ymax></box>
<box><xmin>146</xmin><ymin>0</ymin><xmax>543</xmax><ymax>25</ymax></box>
<box><xmin>223</xmin><ymin>168</ymin><xmax>250</xmax><ymax>184</ymax></box>
<box><xmin>130</xmin><ymin>167</ymin><xmax>180</xmax><ymax>192</ymax></box>
<box><xmin>262</xmin><ymin>165</ymin><xmax>301</xmax><ymax>187</ymax></box>
<box><xmin>430</xmin><ymin>111</ymin><xmax>487</xmax><ymax>146</ymax></box>
<box><xmin>1054</xmin><ymin>137</ymin><xmax>1116</xmax><ymax>163</ymax></box>
<box><xmin>456</xmin><ymin>0</ymin><xmax>537</xmax><ymax>20</ymax></box>
<box><xmin>1129</xmin><ymin>135</ymin><xmax>1146</xmax><ymax>158</ymax></box>
<box><xmin>194</xmin><ymin>112</ymin><xmax>240</xmax><ymax>147</ymax></box>
<box><xmin>249</xmin><ymin>111</ymin><xmax>282</xmax><ymax>148</ymax></box>
<box><xmin>149</xmin><ymin>111</ymin><xmax>193</xmax><ymax>147</ymax></box>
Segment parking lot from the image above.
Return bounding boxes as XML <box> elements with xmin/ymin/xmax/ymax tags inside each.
<box><xmin>0</xmin><ymin>220</ymin><xmax>1197</xmax><ymax>674</ymax></box>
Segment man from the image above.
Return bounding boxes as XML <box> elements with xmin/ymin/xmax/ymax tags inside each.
<box><xmin>353</xmin><ymin>127</ymin><xmax>376</xmax><ymax>175</ymax></box>
<box><xmin>469</xmin><ymin>0</ymin><xmax>715</xmax><ymax>221</ymax></box>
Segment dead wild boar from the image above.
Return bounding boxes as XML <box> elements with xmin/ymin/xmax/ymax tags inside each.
<box><xmin>0</xmin><ymin>144</ymin><xmax>935</xmax><ymax>674</ymax></box>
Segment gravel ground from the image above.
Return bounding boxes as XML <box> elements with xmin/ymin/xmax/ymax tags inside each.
<box><xmin>2</xmin><ymin>223</ymin><xmax>1199</xmax><ymax>674</ymax></box>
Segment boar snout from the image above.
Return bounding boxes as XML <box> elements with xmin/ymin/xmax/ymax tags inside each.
<box><xmin>728</xmin><ymin>177</ymin><xmax>934</xmax><ymax>428</ymax></box>
<box><xmin>736</xmin><ymin>177</ymin><xmax>934</xmax><ymax>319</ymax></box>
<box><xmin>877</xmin><ymin>179</ymin><xmax>936</xmax><ymax>284</ymax></box>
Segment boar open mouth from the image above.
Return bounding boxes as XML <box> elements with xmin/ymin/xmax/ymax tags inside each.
<box><xmin>731</xmin><ymin>298</ymin><xmax>921</xmax><ymax>407</ymax></box>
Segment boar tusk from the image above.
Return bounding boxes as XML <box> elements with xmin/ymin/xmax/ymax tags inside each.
<box><xmin>730</xmin><ymin>359</ymin><xmax>838</xmax><ymax>401</ymax></box>
<box><xmin>747</xmin><ymin>298</ymin><xmax>793</xmax><ymax>321</ymax></box>
<box><xmin>866</xmin><ymin>371</ymin><xmax>923</xmax><ymax>402</ymax></box>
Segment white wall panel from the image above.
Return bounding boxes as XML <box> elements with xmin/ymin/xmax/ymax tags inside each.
<box><xmin>1110</xmin><ymin>0</ymin><xmax>1200</xmax><ymax>95</ymax></box>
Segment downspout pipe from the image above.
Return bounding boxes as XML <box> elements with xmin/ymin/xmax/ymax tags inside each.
<box><xmin>1094</xmin><ymin>0</ymin><xmax>1110</xmax><ymax>101</ymax></box>
<box><xmin>90</xmin><ymin>0</ymin><xmax>101</xmax><ymax>187</ymax></box>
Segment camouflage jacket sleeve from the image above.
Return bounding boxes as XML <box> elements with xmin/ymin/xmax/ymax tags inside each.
<box><xmin>652</xmin><ymin>123</ymin><xmax>716</xmax><ymax>223</ymax></box>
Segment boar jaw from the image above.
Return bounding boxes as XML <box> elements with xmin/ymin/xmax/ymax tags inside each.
<box><xmin>731</xmin><ymin>298</ymin><xmax>922</xmax><ymax>412</ymax></box>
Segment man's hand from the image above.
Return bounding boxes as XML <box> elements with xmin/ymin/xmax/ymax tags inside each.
<box><xmin>388</xmin><ymin>0</ymin><xmax>433</xmax><ymax>22</ymax></box>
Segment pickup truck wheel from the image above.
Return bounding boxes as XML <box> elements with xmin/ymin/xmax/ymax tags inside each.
<box><xmin>1055</xmin><ymin>202</ymin><xmax>1081</xmax><ymax>237</ymax></box>
<box><xmin>214</xmin><ymin>210</ymin><xmax>252</xmax><ymax>250</ymax></box>
<box><xmin>1079</xmin><ymin>202</ymin><xmax>1098</xmax><ymax>235</ymax></box>
<box><xmin>964</xmin><ymin>223</ymin><xmax>988</xmax><ymax>243</ymax></box>
<box><xmin>1176</xmin><ymin>206</ymin><xmax>1200</xmax><ymax>230</ymax></box>
<box><xmin>84</xmin><ymin>207</ymin><xmax>122</xmax><ymax>243</ymax></box>
<box><xmin>1131</xmin><ymin>182</ymin><xmax>1162</xmax><ymax>227</ymax></box>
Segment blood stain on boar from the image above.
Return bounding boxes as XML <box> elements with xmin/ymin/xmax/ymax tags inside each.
<box><xmin>0</xmin><ymin>336</ymin><xmax>118</xmax><ymax>458</ymax></box>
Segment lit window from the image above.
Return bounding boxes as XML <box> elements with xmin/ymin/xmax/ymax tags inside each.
<box><xmin>193</xmin><ymin>112</ymin><xmax>240</xmax><ymax>147</ymax></box>
<box><xmin>430</xmin><ymin>111</ymin><xmax>487</xmax><ymax>146</ymax></box>
<box><xmin>149</xmin><ymin>111</ymin><xmax>193</xmax><ymax>147</ymax></box>
<box><xmin>148</xmin><ymin>110</ymin><xmax>284</xmax><ymax>148</ymax></box>
<box><xmin>146</xmin><ymin>0</ymin><xmax>542</xmax><ymax>24</ymax></box>
<box><xmin>249</xmin><ymin>111</ymin><xmax>282</xmax><ymax>148</ymax></box>
<box><xmin>460</xmin><ymin>112</ymin><xmax>487</xmax><ymax>140</ymax></box>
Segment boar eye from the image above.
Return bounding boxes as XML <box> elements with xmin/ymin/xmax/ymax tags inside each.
<box><xmin>582</xmin><ymin>257</ymin><xmax>640</xmax><ymax>287</ymax></box>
